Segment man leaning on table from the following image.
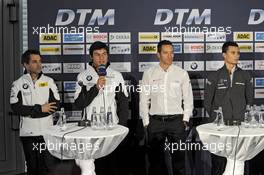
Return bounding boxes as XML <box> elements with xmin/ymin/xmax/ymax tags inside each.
<box><xmin>74</xmin><ymin>41</ymin><xmax>129</xmax><ymax>175</ymax></box>
<box><xmin>204</xmin><ymin>41</ymin><xmax>253</xmax><ymax>175</ymax></box>
<box><xmin>10</xmin><ymin>49</ymin><xmax>60</xmax><ymax>175</ymax></box>
<box><xmin>140</xmin><ymin>40</ymin><xmax>194</xmax><ymax>175</ymax></box>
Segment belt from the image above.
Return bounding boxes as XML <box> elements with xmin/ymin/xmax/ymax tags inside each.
<box><xmin>151</xmin><ymin>114</ymin><xmax>183</xmax><ymax>121</ymax></box>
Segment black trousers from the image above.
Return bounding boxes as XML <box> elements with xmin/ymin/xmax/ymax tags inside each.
<box><xmin>211</xmin><ymin>154</ymin><xmax>227</xmax><ymax>175</ymax></box>
<box><xmin>21</xmin><ymin>136</ymin><xmax>59</xmax><ymax>175</ymax></box>
<box><xmin>147</xmin><ymin>115</ymin><xmax>187</xmax><ymax>175</ymax></box>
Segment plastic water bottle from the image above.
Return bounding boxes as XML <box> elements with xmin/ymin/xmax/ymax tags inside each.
<box><xmin>106</xmin><ymin>106</ymin><xmax>114</xmax><ymax>129</ymax></box>
<box><xmin>60</xmin><ymin>108</ymin><xmax>67</xmax><ymax>131</ymax></box>
<box><xmin>99</xmin><ymin>107</ymin><xmax>106</xmax><ymax>129</ymax></box>
<box><xmin>249</xmin><ymin>106</ymin><xmax>258</xmax><ymax>128</ymax></box>
<box><xmin>244</xmin><ymin>105</ymin><xmax>250</xmax><ymax>128</ymax></box>
<box><xmin>213</xmin><ymin>107</ymin><xmax>224</xmax><ymax>129</ymax></box>
<box><xmin>91</xmin><ymin>107</ymin><xmax>97</xmax><ymax>129</ymax></box>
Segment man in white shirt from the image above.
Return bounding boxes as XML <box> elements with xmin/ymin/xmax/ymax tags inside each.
<box><xmin>140</xmin><ymin>40</ymin><xmax>193</xmax><ymax>175</ymax></box>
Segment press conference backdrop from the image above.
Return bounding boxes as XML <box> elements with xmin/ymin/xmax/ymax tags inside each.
<box><xmin>22</xmin><ymin>0</ymin><xmax>264</xmax><ymax>120</ymax></box>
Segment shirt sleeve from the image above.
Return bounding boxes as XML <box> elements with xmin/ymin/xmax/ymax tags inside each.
<box><xmin>181</xmin><ymin>71</ymin><xmax>194</xmax><ymax>122</ymax></box>
<box><xmin>139</xmin><ymin>70</ymin><xmax>151</xmax><ymax>127</ymax></box>
<box><xmin>204</xmin><ymin>72</ymin><xmax>217</xmax><ymax>118</ymax></box>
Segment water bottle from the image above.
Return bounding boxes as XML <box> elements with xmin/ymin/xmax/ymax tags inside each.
<box><xmin>213</xmin><ymin>107</ymin><xmax>224</xmax><ymax>128</ymax></box>
<box><xmin>106</xmin><ymin>106</ymin><xmax>114</xmax><ymax>129</ymax></box>
<box><xmin>60</xmin><ymin>108</ymin><xmax>67</xmax><ymax>131</ymax></box>
<box><xmin>91</xmin><ymin>107</ymin><xmax>97</xmax><ymax>129</ymax></box>
<box><xmin>249</xmin><ymin>106</ymin><xmax>258</xmax><ymax>128</ymax></box>
<box><xmin>244</xmin><ymin>105</ymin><xmax>250</xmax><ymax>128</ymax></box>
<box><xmin>99</xmin><ymin>107</ymin><xmax>106</xmax><ymax>129</ymax></box>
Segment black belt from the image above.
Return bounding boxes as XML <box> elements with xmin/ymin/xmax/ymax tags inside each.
<box><xmin>151</xmin><ymin>114</ymin><xmax>183</xmax><ymax>121</ymax></box>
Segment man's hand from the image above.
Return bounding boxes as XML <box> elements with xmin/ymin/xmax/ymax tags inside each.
<box><xmin>96</xmin><ymin>76</ymin><xmax>106</xmax><ymax>90</ymax></box>
<box><xmin>41</xmin><ymin>102</ymin><xmax>57</xmax><ymax>114</ymax></box>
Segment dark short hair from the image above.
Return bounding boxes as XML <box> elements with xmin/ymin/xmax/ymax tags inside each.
<box><xmin>89</xmin><ymin>41</ymin><xmax>109</xmax><ymax>57</ymax></box>
<box><xmin>21</xmin><ymin>49</ymin><xmax>41</xmax><ymax>64</ymax></box>
<box><xmin>157</xmin><ymin>40</ymin><xmax>173</xmax><ymax>53</ymax></box>
<box><xmin>222</xmin><ymin>41</ymin><xmax>239</xmax><ymax>53</ymax></box>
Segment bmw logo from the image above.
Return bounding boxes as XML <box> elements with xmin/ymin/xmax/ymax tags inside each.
<box><xmin>22</xmin><ymin>83</ymin><xmax>29</xmax><ymax>89</ymax></box>
<box><xmin>86</xmin><ymin>75</ymin><xmax>92</xmax><ymax>81</ymax></box>
<box><xmin>190</xmin><ymin>62</ymin><xmax>198</xmax><ymax>70</ymax></box>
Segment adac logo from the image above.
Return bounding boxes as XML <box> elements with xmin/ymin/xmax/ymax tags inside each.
<box><xmin>86</xmin><ymin>75</ymin><xmax>92</xmax><ymax>81</ymax></box>
<box><xmin>40</xmin><ymin>34</ymin><xmax>61</xmax><ymax>43</ymax></box>
<box><xmin>22</xmin><ymin>83</ymin><xmax>29</xmax><ymax>89</ymax></box>
<box><xmin>234</xmin><ymin>32</ymin><xmax>253</xmax><ymax>41</ymax></box>
<box><xmin>237</xmin><ymin>34</ymin><xmax>250</xmax><ymax>39</ymax></box>
<box><xmin>142</xmin><ymin>46</ymin><xmax>156</xmax><ymax>51</ymax></box>
<box><xmin>39</xmin><ymin>82</ymin><xmax>48</xmax><ymax>87</ymax></box>
<box><xmin>139</xmin><ymin>44</ymin><xmax>158</xmax><ymax>54</ymax></box>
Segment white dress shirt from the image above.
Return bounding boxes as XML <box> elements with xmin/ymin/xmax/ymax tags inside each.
<box><xmin>140</xmin><ymin>64</ymin><xmax>194</xmax><ymax>126</ymax></box>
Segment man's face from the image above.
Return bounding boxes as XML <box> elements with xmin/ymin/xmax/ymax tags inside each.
<box><xmin>223</xmin><ymin>46</ymin><xmax>240</xmax><ymax>65</ymax></box>
<box><xmin>157</xmin><ymin>44</ymin><xmax>174</xmax><ymax>66</ymax></box>
<box><xmin>24</xmin><ymin>54</ymin><xmax>42</xmax><ymax>74</ymax></box>
<box><xmin>92</xmin><ymin>48</ymin><xmax>108</xmax><ymax>68</ymax></box>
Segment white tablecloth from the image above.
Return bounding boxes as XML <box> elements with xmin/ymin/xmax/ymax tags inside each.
<box><xmin>197</xmin><ymin>123</ymin><xmax>264</xmax><ymax>175</ymax></box>
<box><xmin>43</xmin><ymin>123</ymin><xmax>129</xmax><ymax>175</ymax></box>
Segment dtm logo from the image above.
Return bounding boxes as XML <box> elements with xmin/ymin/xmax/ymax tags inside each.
<box><xmin>55</xmin><ymin>9</ymin><xmax>115</xmax><ymax>26</ymax></box>
<box><xmin>154</xmin><ymin>9</ymin><xmax>211</xmax><ymax>25</ymax></box>
<box><xmin>248</xmin><ymin>9</ymin><xmax>264</xmax><ymax>25</ymax></box>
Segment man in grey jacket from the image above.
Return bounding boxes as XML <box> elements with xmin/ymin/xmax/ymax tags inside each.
<box><xmin>204</xmin><ymin>41</ymin><xmax>253</xmax><ymax>175</ymax></box>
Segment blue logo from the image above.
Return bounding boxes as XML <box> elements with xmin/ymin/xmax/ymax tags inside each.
<box><xmin>173</xmin><ymin>44</ymin><xmax>182</xmax><ymax>53</ymax></box>
<box><xmin>255</xmin><ymin>78</ymin><xmax>264</xmax><ymax>87</ymax></box>
<box><xmin>63</xmin><ymin>34</ymin><xmax>84</xmax><ymax>43</ymax></box>
<box><xmin>64</xmin><ymin>82</ymin><xmax>76</xmax><ymax>91</ymax></box>
<box><xmin>255</xmin><ymin>32</ymin><xmax>264</xmax><ymax>41</ymax></box>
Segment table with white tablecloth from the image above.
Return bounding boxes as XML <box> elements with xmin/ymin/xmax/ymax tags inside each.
<box><xmin>196</xmin><ymin>123</ymin><xmax>264</xmax><ymax>175</ymax></box>
<box><xmin>43</xmin><ymin>123</ymin><xmax>129</xmax><ymax>175</ymax></box>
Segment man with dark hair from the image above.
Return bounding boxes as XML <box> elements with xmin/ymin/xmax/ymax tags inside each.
<box><xmin>204</xmin><ymin>41</ymin><xmax>253</xmax><ymax>174</ymax></box>
<box><xmin>10</xmin><ymin>49</ymin><xmax>60</xmax><ymax>175</ymax></box>
<box><xmin>140</xmin><ymin>40</ymin><xmax>193</xmax><ymax>175</ymax></box>
<box><xmin>74</xmin><ymin>41</ymin><xmax>129</xmax><ymax>175</ymax></box>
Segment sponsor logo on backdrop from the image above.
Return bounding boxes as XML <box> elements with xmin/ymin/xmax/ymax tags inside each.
<box><xmin>238</xmin><ymin>43</ymin><xmax>253</xmax><ymax>52</ymax></box>
<box><xmin>55</xmin><ymin>9</ymin><xmax>115</xmax><ymax>26</ymax></box>
<box><xmin>55</xmin><ymin>81</ymin><xmax>62</xmax><ymax>91</ymax></box>
<box><xmin>139</xmin><ymin>62</ymin><xmax>159</xmax><ymax>72</ymax></box>
<box><xmin>86</xmin><ymin>33</ymin><xmax>108</xmax><ymax>43</ymax></box>
<box><xmin>191</xmin><ymin>79</ymin><xmax>205</xmax><ymax>89</ymax></box>
<box><xmin>63</xmin><ymin>45</ymin><xmax>85</xmax><ymax>55</ymax></box>
<box><xmin>255</xmin><ymin>43</ymin><xmax>264</xmax><ymax>52</ymax></box>
<box><xmin>255</xmin><ymin>78</ymin><xmax>264</xmax><ymax>88</ymax></box>
<box><xmin>184</xmin><ymin>33</ymin><xmax>204</xmax><ymax>42</ymax></box>
<box><xmin>206</xmin><ymin>61</ymin><xmax>224</xmax><ymax>71</ymax></box>
<box><xmin>63</xmin><ymin>33</ymin><xmax>84</xmax><ymax>43</ymax></box>
<box><xmin>109</xmin><ymin>32</ymin><xmax>131</xmax><ymax>43</ymax></box>
<box><xmin>184</xmin><ymin>43</ymin><xmax>204</xmax><ymax>53</ymax></box>
<box><xmin>193</xmin><ymin>90</ymin><xmax>204</xmax><ymax>100</ymax></box>
<box><xmin>192</xmin><ymin>108</ymin><xmax>204</xmax><ymax>118</ymax></box>
<box><xmin>161</xmin><ymin>32</ymin><xmax>182</xmax><ymax>42</ymax></box>
<box><xmin>255</xmin><ymin>60</ymin><xmax>264</xmax><ymax>70</ymax></box>
<box><xmin>206</xmin><ymin>32</ymin><xmax>226</xmax><ymax>42</ymax></box>
<box><xmin>255</xmin><ymin>32</ymin><xmax>264</xmax><ymax>41</ymax></box>
<box><xmin>64</xmin><ymin>81</ymin><xmax>76</xmax><ymax>92</ymax></box>
<box><xmin>109</xmin><ymin>62</ymin><xmax>131</xmax><ymax>72</ymax></box>
<box><xmin>39</xmin><ymin>45</ymin><xmax>61</xmax><ymax>55</ymax></box>
<box><xmin>139</xmin><ymin>44</ymin><xmax>157</xmax><ymax>54</ymax></box>
<box><xmin>64</xmin><ymin>93</ymin><xmax>75</xmax><ymax>103</ymax></box>
<box><xmin>109</xmin><ymin>44</ymin><xmax>131</xmax><ymax>54</ymax></box>
<box><xmin>255</xmin><ymin>89</ymin><xmax>264</xmax><ymax>98</ymax></box>
<box><xmin>138</xmin><ymin>32</ymin><xmax>160</xmax><ymax>42</ymax></box>
<box><xmin>63</xmin><ymin>63</ymin><xmax>85</xmax><ymax>73</ymax></box>
<box><xmin>184</xmin><ymin>61</ymin><xmax>204</xmax><ymax>71</ymax></box>
<box><xmin>42</xmin><ymin>63</ymin><xmax>62</xmax><ymax>74</ymax></box>
<box><xmin>206</xmin><ymin>43</ymin><xmax>223</xmax><ymax>53</ymax></box>
<box><xmin>173</xmin><ymin>44</ymin><xmax>182</xmax><ymax>53</ymax></box>
<box><xmin>233</xmin><ymin>32</ymin><xmax>253</xmax><ymax>41</ymax></box>
<box><xmin>237</xmin><ymin>60</ymin><xmax>253</xmax><ymax>70</ymax></box>
<box><xmin>39</xmin><ymin>33</ymin><xmax>61</xmax><ymax>43</ymax></box>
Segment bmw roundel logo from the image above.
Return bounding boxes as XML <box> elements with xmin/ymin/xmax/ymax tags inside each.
<box><xmin>86</xmin><ymin>75</ymin><xmax>92</xmax><ymax>81</ymax></box>
<box><xmin>190</xmin><ymin>62</ymin><xmax>198</xmax><ymax>70</ymax></box>
<box><xmin>22</xmin><ymin>83</ymin><xmax>29</xmax><ymax>89</ymax></box>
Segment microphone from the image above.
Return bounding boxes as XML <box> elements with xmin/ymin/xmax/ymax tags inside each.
<box><xmin>98</xmin><ymin>64</ymin><xmax>107</xmax><ymax>76</ymax></box>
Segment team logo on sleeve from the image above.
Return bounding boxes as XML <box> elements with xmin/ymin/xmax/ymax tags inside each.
<box><xmin>22</xmin><ymin>83</ymin><xmax>29</xmax><ymax>89</ymax></box>
<box><xmin>86</xmin><ymin>75</ymin><xmax>92</xmax><ymax>81</ymax></box>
